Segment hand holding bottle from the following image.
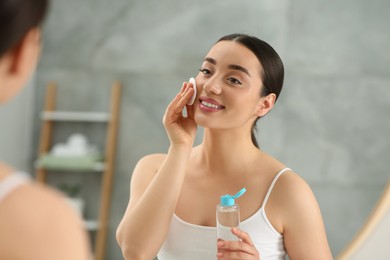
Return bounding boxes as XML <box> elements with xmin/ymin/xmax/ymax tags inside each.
<box><xmin>217</xmin><ymin>227</ymin><xmax>260</xmax><ymax>259</ymax></box>
<box><xmin>216</xmin><ymin>188</ymin><xmax>260</xmax><ymax>259</ymax></box>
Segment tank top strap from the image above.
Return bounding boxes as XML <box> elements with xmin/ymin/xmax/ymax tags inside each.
<box><xmin>0</xmin><ymin>172</ymin><xmax>30</xmax><ymax>202</ymax></box>
<box><xmin>261</xmin><ymin>168</ymin><xmax>291</xmax><ymax>208</ymax></box>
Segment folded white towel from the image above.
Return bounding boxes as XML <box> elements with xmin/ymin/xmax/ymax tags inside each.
<box><xmin>51</xmin><ymin>133</ymin><xmax>98</xmax><ymax>157</ymax></box>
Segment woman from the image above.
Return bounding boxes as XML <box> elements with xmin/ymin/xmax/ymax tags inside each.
<box><xmin>0</xmin><ymin>1</ymin><xmax>89</xmax><ymax>259</ymax></box>
<box><xmin>117</xmin><ymin>33</ymin><xmax>333</xmax><ymax>260</ymax></box>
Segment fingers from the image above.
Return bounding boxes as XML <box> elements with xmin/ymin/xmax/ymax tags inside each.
<box><xmin>184</xmin><ymin>80</ymin><xmax>196</xmax><ymax>118</ymax></box>
<box><xmin>216</xmin><ymin>228</ymin><xmax>260</xmax><ymax>259</ymax></box>
<box><xmin>186</xmin><ymin>102</ymin><xmax>195</xmax><ymax>119</ymax></box>
<box><xmin>231</xmin><ymin>227</ymin><xmax>255</xmax><ymax>247</ymax></box>
<box><xmin>217</xmin><ymin>240</ymin><xmax>258</xmax><ymax>258</ymax></box>
<box><xmin>179</xmin><ymin>81</ymin><xmax>187</xmax><ymax>95</ymax></box>
<box><xmin>176</xmin><ymin>82</ymin><xmax>194</xmax><ymax>110</ymax></box>
<box><xmin>163</xmin><ymin>93</ymin><xmax>181</xmax><ymax>125</ymax></box>
<box><xmin>164</xmin><ymin>82</ymin><xmax>194</xmax><ymax>123</ymax></box>
<box><xmin>161</xmin><ymin>81</ymin><xmax>198</xmax><ymax>146</ymax></box>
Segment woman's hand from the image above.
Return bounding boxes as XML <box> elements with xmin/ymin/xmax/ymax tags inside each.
<box><xmin>217</xmin><ymin>227</ymin><xmax>260</xmax><ymax>260</ymax></box>
<box><xmin>163</xmin><ymin>81</ymin><xmax>197</xmax><ymax>148</ymax></box>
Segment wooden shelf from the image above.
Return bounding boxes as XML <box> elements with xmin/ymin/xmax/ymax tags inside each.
<box><xmin>35</xmin><ymin>160</ymin><xmax>105</xmax><ymax>172</ymax></box>
<box><xmin>36</xmin><ymin>81</ymin><xmax>121</xmax><ymax>260</ymax></box>
<box><xmin>41</xmin><ymin>111</ymin><xmax>110</xmax><ymax>122</ymax></box>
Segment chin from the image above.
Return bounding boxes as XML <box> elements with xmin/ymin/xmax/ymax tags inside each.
<box><xmin>194</xmin><ymin>114</ymin><xmax>226</xmax><ymax>130</ymax></box>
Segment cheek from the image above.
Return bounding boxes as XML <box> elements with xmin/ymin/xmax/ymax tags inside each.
<box><xmin>195</xmin><ymin>76</ymin><xmax>205</xmax><ymax>92</ymax></box>
<box><xmin>227</xmin><ymin>89</ymin><xmax>259</xmax><ymax>108</ymax></box>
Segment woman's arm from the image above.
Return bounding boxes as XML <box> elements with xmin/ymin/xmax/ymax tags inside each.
<box><xmin>116</xmin><ymin>82</ymin><xmax>197</xmax><ymax>259</ymax></box>
<box><xmin>117</xmin><ymin>148</ymin><xmax>191</xmax><ymax>259</ymax></box>
<box><xmin>274</xmin><ymin>172</ymin><xmax>333</xmax><ymax>260</ymax></box>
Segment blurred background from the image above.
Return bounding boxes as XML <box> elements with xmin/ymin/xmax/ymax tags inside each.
<box><xmin>1</xmin><ymin>0</ymin><xmax>389</xmax><ymax>259</ymax></box>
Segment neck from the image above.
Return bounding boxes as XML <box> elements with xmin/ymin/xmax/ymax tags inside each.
<box><xmin>197</xmin><ymin>128</ymin><xmax>260</xmax><ymax>176</ymax></box>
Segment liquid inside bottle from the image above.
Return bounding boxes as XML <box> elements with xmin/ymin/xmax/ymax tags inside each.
<box><xmin>216</xmin><ymin>204</ymin><xmax>240</xmax><ymax>241</ymax></box>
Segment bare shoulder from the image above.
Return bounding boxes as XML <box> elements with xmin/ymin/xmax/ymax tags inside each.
<box><xmin>132</xmin><ymin>153</ymin><xmax>166</xmax><ymax>181</ymax></box>
<box><xmin>271</xmin><ymin>173</ymin><xmax>332</xmax><ymax>258</ymax></box>
<box><xmin>269</xmin><ymin>169</ymin><xmax>323</xmax><ymax>231</ymax></box>
<box><xmin>273</xmin><ymin>170</ymin><xmax>317</xmax><ymax>210</ymax></box>
<box><xmin>0</xmin><ymin>182</ymin><xmax>77</xmax><ymax>221</ymax></box>
<box><xmin>275</xmin><ymin>170</ymin><xmax>312</xmax><ymax>196</ymax></box>
<box><xmin>0</xmin><ymin>183</ymin><xmax>89</xmax><ymax>259</ymax></box>
<box><xmin>128</xmin><ymin>153</ymin><xmax>167</xmax><ymax>200</ymax></box>
<box><xmin>135</xmin><ymin>153</ymin><xmax>167</xmax><ymax>172</ymax></box>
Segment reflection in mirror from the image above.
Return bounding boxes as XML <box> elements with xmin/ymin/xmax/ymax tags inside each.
<box><xmin>338</xmin><ymin>181</ymin><xmax>390</xmax><ymax>259</ymax></box>
<box><xmin>2</xmin><ymin>0</ymin><xmax>390</xmax><ymax>259</ymax></box>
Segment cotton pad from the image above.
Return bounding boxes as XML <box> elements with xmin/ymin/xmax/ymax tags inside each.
<box><xmin>187</xmin><ymin>77</ymin><xmax>197</xmax><ymax>105</ymax></box>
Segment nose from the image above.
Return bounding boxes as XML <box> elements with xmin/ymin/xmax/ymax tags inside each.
<box><xmin>202</xmin><ymin>76</ymin><xmax>222</xmax><ymax>95</ymax></box>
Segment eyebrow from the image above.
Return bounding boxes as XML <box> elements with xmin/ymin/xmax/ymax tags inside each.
<box><xmin>204</xmin><ymin>57</ymin><xmax>251</xmax><ymax>77</ymax></box>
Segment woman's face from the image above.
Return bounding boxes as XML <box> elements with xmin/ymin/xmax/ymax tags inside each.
<box><xmin>193</xmin><ymin>40</ymin><xmax>265</xmax><ymax>130</ymax></box>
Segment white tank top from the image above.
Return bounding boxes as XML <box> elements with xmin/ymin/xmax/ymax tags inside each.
<box><xmin>158</xmin><ymin>168</ymin><xmax>290</xmax><ymax>260</ymax></box>
<box><xmin>0</xmin><ymin>172</ymin><xmax>30</xmax><ymax>203</ymax></box>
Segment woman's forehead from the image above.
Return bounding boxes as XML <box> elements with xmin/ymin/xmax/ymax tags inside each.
<box><xmin>204</xmin><ymin>41</ymin><xmax>262</xmax><ymax>72</ymax></box>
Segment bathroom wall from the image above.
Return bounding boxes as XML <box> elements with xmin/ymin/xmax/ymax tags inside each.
<box><xmin>29</xmin><ymin>0</ymin><xmax>390</xmax><ymax>258</ymax></box>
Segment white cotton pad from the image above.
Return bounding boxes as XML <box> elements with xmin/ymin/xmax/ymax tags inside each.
<box><xmin>187</xmin><ymin>77</ymin><xmax>197</xmax><ymax>105</ymax></box>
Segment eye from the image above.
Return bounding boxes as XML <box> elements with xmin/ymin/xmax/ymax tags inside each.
<box><xmin>199</xmin><ymin>68</ymin><xmax>211</xmax><ymax>75</ymax></box>
<box><xmin>227</xmin><ymin>77</ymin><xmax>242</xmax><ymax>85</ymax></box>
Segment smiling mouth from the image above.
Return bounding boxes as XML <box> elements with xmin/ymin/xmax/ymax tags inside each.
<box><xmin>200</xmin><ymin>100</ymin><xmax>225</xmax><ymax>109</ymax></box>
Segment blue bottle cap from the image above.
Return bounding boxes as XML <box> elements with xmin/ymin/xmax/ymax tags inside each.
<box><xmin>220</xmin><ymin>188</ymin><xmax>247</xmax><ymax>206</ymax></box>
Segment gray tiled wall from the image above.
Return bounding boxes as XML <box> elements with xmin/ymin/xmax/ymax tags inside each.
<box><xmin>32</xmin><ymin>0</ymin><xmax>390</xmax><ymax>258</ymax></box>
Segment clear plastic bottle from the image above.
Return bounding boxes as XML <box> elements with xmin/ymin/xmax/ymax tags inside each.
<box><xmin>216</xmin><ymin>188</ymin><xmax>246</xmax><ymax>241</ymax></box>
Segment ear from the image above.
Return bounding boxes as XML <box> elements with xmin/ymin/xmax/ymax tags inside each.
<box><xmin>9</xmin><ymin>28</ymin><xmax>41</xmax><ymax>75</ymax></box>
<box><xmin>0</xmin><ymin>28</ymin><xmax>41</xmax><ymax>103</ymax></box>
<box><xmin>255</xmin><ymin>93</ymin><xmax>276</xmax><ymax>117</ymax></box>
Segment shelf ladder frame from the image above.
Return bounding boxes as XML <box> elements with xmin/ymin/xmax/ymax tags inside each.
<box><xmin>36</xmin><ymin>81</ymin><xmax>121</xmax><ymax>260</ymax></box>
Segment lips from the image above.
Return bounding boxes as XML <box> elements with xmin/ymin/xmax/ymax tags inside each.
<box><xmin>199</xmin><ymin>97</ymin><xmax>225</xmax><ymax>112</ymax></box>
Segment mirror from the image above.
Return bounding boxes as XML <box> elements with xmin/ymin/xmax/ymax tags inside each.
<box><xmin>3</xmin><ymin>1</ymin><xmax>388</xmax><ymax>259</ymax></box>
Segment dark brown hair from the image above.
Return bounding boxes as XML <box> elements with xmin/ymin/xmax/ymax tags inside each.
<box><xmin>217</xmin><ymin>33</ymin><xmax>284</xmax><ymax>148</ymax></box>
<box><xmin>0</xmin><ymin>0</ymin><xmax>49</xmax><ymax>57</ymax></box>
